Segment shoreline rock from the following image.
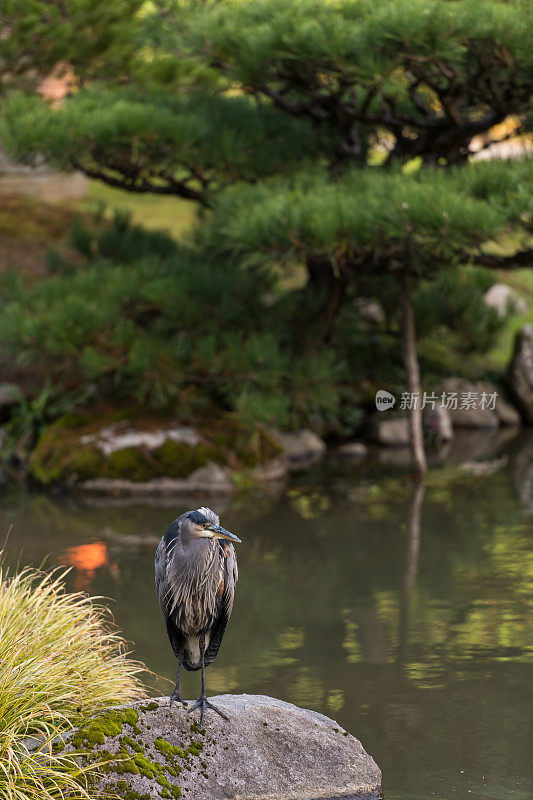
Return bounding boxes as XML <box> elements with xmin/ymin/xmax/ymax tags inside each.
<box><xmin>56</xmin><ymin>695</ymin><xmax>382</xmax><ymax>800</ymax></box>
<box><xmin>79</xmin><ymin>463</ymin><xmax>237</xmax><ymax>496</ymax></box>
<box><xmin>27</xmin><ymin>415</ymin><xmax>283</xmax><ymax>491</ymax></box>
<box><xmin>275</xmin><ymin>429</ymin><xmax>327</xmax><ymax>471</ymax></box>
<box><xmin>508</xmin><ymin>324</ymin><xmax>533</xmax><ymax>424</ymax></box>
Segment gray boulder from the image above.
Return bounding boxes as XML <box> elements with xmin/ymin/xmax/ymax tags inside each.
<box><xmin>251</xmin><ymin>457</ymin><xmax>288</xmax><ymax>483</ymax></box>
<box><xmin>61</xmin><ymin>695</ymin><xmax>382</xmax><ymax>800</ymax></box>
<box><xmin>374</xmin><ymin>416</ymin><xmax>410</xmax><ymax>446</ymax></box>
<box><xmin>476</xmin><ymin>381</ymin><xmax>521</xmax><ymax>427</ymax></box>
<box><xmin>80</xmin><ymin>463</ymin><xmax>236</xmax><ymax>496</ymax></box>
<box><xmin>436</xmin><ymin>378</ymin><xmax>517</xmax><ymax>429</ymax></box>
<box><xmin>484</xmin><ymin>283</ymin><xmax>528</xmax><ymax>318</ymax></box>
<box><xmin>275</xmin><ymin>429</ymin><xmax>327</xmax><ymax>471</ymax></box>
<box><xmin>508</xmin><ymin>324</ymin><xmax>533</xmax><ymax>424</ymax></box>
<box><xmin>80</xmin><ymin>424</ymin><xmax>202</xmax><ymax>455</ymax></box>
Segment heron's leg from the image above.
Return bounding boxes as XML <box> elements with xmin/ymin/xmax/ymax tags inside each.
<box><xmin>170</xmin><ymin>652</ymin><xmax>187</xmax><ymax>708</ymax></box>
<box><xmin>187</xmin><ymin>633</ymin><xmax>229</xmax><ymax>726</ymax></box>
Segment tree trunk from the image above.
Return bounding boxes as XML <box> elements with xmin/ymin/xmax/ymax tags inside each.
<box><xmin>398</xmin><ymin>272</ymin><xmax>427</xmax><ymax>477</ymax></box>
<box><xmin>306</xmin><ymin>254</ymin><xmax>348</xmax><ymax>341</ymax></box>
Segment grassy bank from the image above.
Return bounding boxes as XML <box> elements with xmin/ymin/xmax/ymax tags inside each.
<box><xmin>0</xmin><ymin>554</ymin><xmax>146</xmax><ymax>799</ymax></box>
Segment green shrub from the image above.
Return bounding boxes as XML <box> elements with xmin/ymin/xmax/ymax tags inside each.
<box><xmin>0</xmin><ymin>214</ymin><xmax>355</xmax><ymax>436</ymax></box>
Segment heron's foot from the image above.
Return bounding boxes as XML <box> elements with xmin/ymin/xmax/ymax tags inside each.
<box><xmin>187</xmin><ymin>695</ymin><xmax>229</xmax><ymax>727</ymax></box>
<box><xmin>170</xmin><ymin>690</ymin><xmax>188</xmax><ymax>709</ymax></box>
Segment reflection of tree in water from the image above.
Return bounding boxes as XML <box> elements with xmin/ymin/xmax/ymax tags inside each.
<box><xmin>398</xmin><ymin>479</ymin><xmax>425</xmax><ymax>667</ymax></box>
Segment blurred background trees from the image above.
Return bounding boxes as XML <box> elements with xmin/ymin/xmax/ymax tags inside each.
<box><xmin>0</xmin><ymin>0</ymin><xmax>531</xmax><ymax>472</ymax></box>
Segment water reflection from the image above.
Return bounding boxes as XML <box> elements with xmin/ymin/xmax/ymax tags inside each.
<box><xmin>1</xmin><ymin>430</ymin><xmax>531</xmax><ymax>800</ymax></box>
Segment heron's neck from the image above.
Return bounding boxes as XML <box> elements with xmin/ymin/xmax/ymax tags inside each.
<box><xmin>187</xmin><ymin>536</ymin><xmax>216</xmax><ymax>563</ymax></box>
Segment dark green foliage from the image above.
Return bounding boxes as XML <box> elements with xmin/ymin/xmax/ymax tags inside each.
<box><xmin>69</xmin><ymin>211</ymin><xmax>178</xmax><ymax>263</ymax></box>
<box><xmin>1</xmin><ymin>88</ymin><xmax>328</xmax><ymax>204</ymax></box>
<box><xmin>0</xmin><ymin>0</ymin><xmax>142</xmax><ymax>95</ymax></box>
<box><xmin>0</xmin><ymin>214</ymin><xmax>353</xmax><ymax>435</ymax></box>
<box><xmin>200</xmin><ymin>159</ymin><xmax>531</xmax><ymax>279</ymax></box>
<box><xmin>7</xmin><ymin>0</ymin><xmax>530</xmax><ymax>194</ymax></box>
<box><xmin>187</xmin><ymin>0</ymin><xmax>533</xmax><ymax>165</ymax></box>
<box><xmin>414</xmin><ymin>268</ymin><xmax>503</xmax><ymax>354</ymax></box>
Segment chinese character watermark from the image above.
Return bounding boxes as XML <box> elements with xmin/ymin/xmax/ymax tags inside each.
<box><xmin>376</xmin><ymin>389</ymin><xmax>498</xmax><ymax>412</ymax></box>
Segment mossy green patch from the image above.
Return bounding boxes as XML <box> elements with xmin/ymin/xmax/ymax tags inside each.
<box><xmin>71</xmin><ymin>709</ymin><xmax>140</xmax><ymax>749</ymax></box>
<box><xmin>153</xmin><ymin>439</ymin><xmax>215</xmax><ymax>478</ymax></box>
<box><xmin>28</xmin><ymin>411</ymin><xmax>282</xmax><ymax>486</ymax></box>
<box><xmin>121</xmin><ymin>735</ymin><xmax>143</xmax><ymax>753</ymax></box>
<box><xmin>106</xmin><ymin>447</ymin><xmax>155</xmax><ymax>481</ymax></box>
<box><xmin>141</xmin><ymin>701</ymin><xmax>160</xmax><ymax>712</ymax></box>
<box><xmin>154</xmin><ymin>737</ymin><xmax>186</xmax><ymax>760</ymax></box>
<box><xmin>29</xmin><ymin>420</ymin><xmax>106</xmax><ymax>484</ymax></box>
<box><xmin>200</xmin><ymin>418</ymin><xmax>282</xmax><ymax>468</ymax></box>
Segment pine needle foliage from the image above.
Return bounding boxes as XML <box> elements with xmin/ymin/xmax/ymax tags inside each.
<box><xmin>187</xmin><ymin>0</ymin><xmax>533</xmax><ymax>165</ymax></box>
<box><xmin>201</xmin><ymin>159</ymin><xmax>532</xmax><ymax>276</ymax></box>
<box><xmin>0</xmin><ymin>0</ymin><xmax>142</xmax><ymax>96</ymax></box>
<box><xmin>0</xmin><ymin>554</ymin><xmax>145</xmax><ymax>800</ymax></box>
<box><xmin>1</xmin><ymin>88</ymin><xmax>327</xmax><ymax>204</ymax></box>
<box><xmin>0</xmin><ymin>213</ymin><xmax>354</xmax><ymax>433</ymax></box>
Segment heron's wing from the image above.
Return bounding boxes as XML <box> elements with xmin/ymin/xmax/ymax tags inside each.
<box><xmin>155</xmin><ymin>532</ymin><xmax>186</xmax><ymax>658</ymax></box>
<box><xmin>154</xmin><ymin>536</ymin><xmax>166</xmax><ymax>605</ymax></box>
<box><xmin>204</xmin><ymin>542</ymin><xmax>238</xmax><ymax>665</ymax></box>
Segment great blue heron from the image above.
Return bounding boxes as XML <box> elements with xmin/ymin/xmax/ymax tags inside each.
<box><xmin>155</xmin><ymin>506</ymin><xmax>241</xmax><ymax>726</ymax></box>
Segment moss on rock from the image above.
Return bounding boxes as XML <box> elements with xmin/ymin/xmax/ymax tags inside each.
<box><xmin>28</xmin><ymin>412</ymin><xmax>283</xmax><ymax>487</ymax></box>
<box><xmin>152</xmin><ymin>440</ymin><xmax>217</xmax><ymax>478</ymax></box>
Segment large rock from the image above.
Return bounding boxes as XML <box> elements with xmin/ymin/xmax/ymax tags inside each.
<box><xmin>508</xmin><ymin>324</ymin><xmax>533</xmax><ymax>424</ymax></box>
<box><xmin>436</xmin><ymin>378</ymin><xmax>520</xmax><ymax>428</ymax></box>
<box><xmin>0</xmin><ymin>149</ymin><xmax>88</xmax><ymax>201</ymax></box>
<box><xmin>29</xmin><ymin>416</ymin><xmax>282</xmax><ymax>489</ymax></box>
<box><xmin>59</xmin><ymin>696</ymin><xmax>381</xmax><ymax>800</ymax></box>
<box><xmin>374</xmin><ymin>416</ymin><xmax>410</xmax><ymax>446</ymax></box>
<box><xmin>484</xmin><ymin>283</ymin><xmax>528</xmax><ymax>318</ymax></box>
<box><xmin>80</xmin><ymin>424</ymin><xmax>202</xmax><ymax>455</ymax></box>
<box><xmin>80</xmin><ymin>463</ymin><xmax>236</xmax><ymax>496</ymax></box>
<box><xmin>511</xmin><ymin>431</ymin><xmax>533</xmax><ymax>514</ymax></box>
<box><xmin>275</xmin><ymin>429</ymin><xmax>327</xmax><ymax>471</ymax></box>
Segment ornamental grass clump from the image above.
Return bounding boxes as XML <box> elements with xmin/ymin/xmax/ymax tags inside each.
<box><xmin>0</xmin><ymin>555</ymin><xmax>146</xmax><ymax>799</ymax></box>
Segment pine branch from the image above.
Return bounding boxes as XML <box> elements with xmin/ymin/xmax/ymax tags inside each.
<box><xmin>72</xmin><ymin>161</ymin><xmax>211</xmax><ymax>205</ymax></box>
<box><xmin>473</xmin><ymin>250</ymin><xmax>533</xmax><ymax>270</ymax></box>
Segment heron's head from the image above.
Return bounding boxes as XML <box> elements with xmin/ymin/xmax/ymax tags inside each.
<box><xmin>184</xmin><ymin>508</ymin><xmax>242</xmax><ymax>544</ymax></box>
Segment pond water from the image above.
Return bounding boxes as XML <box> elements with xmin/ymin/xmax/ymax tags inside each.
<box><xmin>1</xmin><ymin>429</ymin><xmax>532</xmax><ymax>800</ymax></box>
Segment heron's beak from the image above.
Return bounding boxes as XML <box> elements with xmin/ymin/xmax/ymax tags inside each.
<box><xmin>207</xmin><ymin>524</ymin><xmax>242</xmax><ymax>543</ymax></box>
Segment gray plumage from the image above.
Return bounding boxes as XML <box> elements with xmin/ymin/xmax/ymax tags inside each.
<box><xmin>155</xmin><ymin>506</ymin><xmax>240</xmax><ymax>725</ymax></box>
